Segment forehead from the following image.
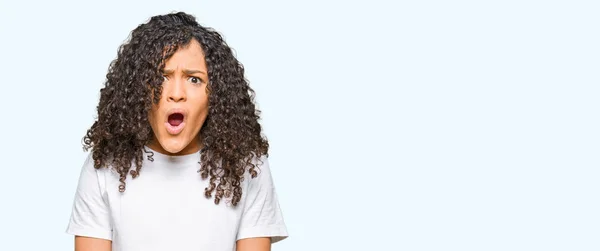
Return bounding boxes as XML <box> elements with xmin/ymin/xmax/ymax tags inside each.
<box><xmin>164</xmin><ymin>39</ymin><xmax>206</xmax><ymax>69</ymax></box>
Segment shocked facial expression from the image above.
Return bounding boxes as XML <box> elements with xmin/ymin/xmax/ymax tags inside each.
<box><xmin>147</xmin><ymin>39</ymin><xmax>209</xmax><ymax>155</ymax></box>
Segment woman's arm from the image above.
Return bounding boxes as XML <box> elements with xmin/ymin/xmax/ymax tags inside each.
<box><xmin>75</xmin><ymin>236</ymin><xmax>112</xmax><ymax>251</ymax></box>
<box><xmin>236</xmin><ymin>157</ymin><xmax>288</xmax><ymax>249</ymax></box>
<box><xmin>68</xmin><ymin>154</ymin><xmax>114</xmax><ymax>249</ymax></box>
<box><xmin>236</xmin><ymin>237</ymin><xmax>271</xmax><ymax>251</ymax></box>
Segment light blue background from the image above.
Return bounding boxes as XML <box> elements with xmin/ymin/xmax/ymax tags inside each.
<box><xmin>0</xmin><ymin>0</ymin><xmax>598</xmax><ymax>250</ymax></box>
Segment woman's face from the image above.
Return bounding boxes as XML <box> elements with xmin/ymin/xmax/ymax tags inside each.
<box><xmin>147</xmin><ymin>39</ymin><xmax>209</xmax><ymax>155</ymax></box>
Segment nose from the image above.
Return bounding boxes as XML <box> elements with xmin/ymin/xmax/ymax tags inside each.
<box><xmin>167</xmin><ymin>79</ymin><xmax>186</xmax><ymax>103</ymax></box>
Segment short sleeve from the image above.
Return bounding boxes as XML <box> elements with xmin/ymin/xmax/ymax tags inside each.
<box><xmin>237</xmin><ymin>156</ymin><xmax>288</xmax><ymax>243</ymax></box>
<box><xmin>65</xmin><ymin>153</ymin><xmax>113</xmax><ymax>240</ymax></box>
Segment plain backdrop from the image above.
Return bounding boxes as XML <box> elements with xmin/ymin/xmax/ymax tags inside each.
<box><xmin>0</xmin><ymin>0</ymin><xmax>598</xmax><ymax>250</ymax></box>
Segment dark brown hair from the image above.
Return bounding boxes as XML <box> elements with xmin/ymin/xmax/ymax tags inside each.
<box><xmin>83</xmin><ymin>12</ymin><xmax>268</xmax><ymax>206</ymax></box>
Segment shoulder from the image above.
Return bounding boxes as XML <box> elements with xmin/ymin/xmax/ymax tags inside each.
<box><xmin>242</xmin><ymin>153</ymin><xmax>277</xmax><ymax>191</ymax></box>
<box><xmin>246</xmin><ymin>153</ymin><xmax>271</xmax><ymax>178</ymax></box>
<box><xmin>79</xmin><ymin>150</ymin><xmax>120</xmax><ymax>184</ymax></box>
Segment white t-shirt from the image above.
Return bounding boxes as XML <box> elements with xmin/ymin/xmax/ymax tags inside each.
<box><xmin>66</xmin><ymin>146</ymin><xmax>288</xmax><ymax>251</ymax></box>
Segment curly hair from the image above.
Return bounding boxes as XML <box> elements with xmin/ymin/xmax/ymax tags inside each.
<box><xmin>83</xmin><ymin>12</ymin><xmax>269</xmax><ymax>206</ymax></box>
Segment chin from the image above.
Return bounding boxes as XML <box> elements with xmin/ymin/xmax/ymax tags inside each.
<box><xmin>159</xmin><ymin>137</ymin><xmax>190</xmax><ymax>154</ymax></box>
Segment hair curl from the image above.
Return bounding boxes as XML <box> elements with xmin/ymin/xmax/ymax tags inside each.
<box><xmin>83</xmin><ymin>12</ymin><xmax>268</xmax><ymax>206</ymax></box>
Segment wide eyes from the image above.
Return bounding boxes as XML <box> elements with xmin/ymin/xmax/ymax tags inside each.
<box><xmin>188</xmin><ymin>76</ymin><xmax>203</xmax><ymax>84</ymax></box>
<box><xmin>162</xmin><ymin>75</ymin><xmax>204</xmax><ymax>85</ymax></box>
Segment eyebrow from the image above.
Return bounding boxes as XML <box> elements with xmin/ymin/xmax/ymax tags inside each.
<box><xmin>162</xmin><ymin>69</ymin><xmax>207</xmax><ymax>75</ymax></box>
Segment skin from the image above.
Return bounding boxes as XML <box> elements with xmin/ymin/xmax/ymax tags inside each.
<box><xmin>236</xmin><ymin>238</ymin><xmax>271</xmax><ymax>251</ymax></box>
<box><xmin>75</xmin><ymin>236</ymin><xmax>111</xmax><ymax>251</ymax></box>
<box><xmin>75</xmin><ymin>237</ymin><xmax>271</xmax><ymax>251</ymax></box>
<box><xmin>75</xmin><ymin>39</ymin><xmax>271</xmax><ymax>251</ymax></box>
<box><xmin>147</xmin><ymin>39</ymin><xmax>210</xmax><ymax>156</ymax></box>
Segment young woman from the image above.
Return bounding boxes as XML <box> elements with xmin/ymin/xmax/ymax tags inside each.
<box><xmin>66</xmin><ymin>12</ymin><xmax>288</xmax><ymax>251</ymax></box>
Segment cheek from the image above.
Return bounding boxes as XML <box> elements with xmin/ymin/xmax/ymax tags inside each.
<box><xmin>200</xmin><ymin>98</ymin><xmax>210</xmax><ymax>116</ymax></box>
<box><xmin>191</xmin><ymin>89</ymin><xmax>210</xmax><ymax>112</ymax></box>
<box><xmin>191</xmin><ymin>98</ymin><xmax>209</xmax><ymax>126</ymax></box>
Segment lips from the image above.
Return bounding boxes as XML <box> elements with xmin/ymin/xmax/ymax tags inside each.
<box><xmin>165</xmin><ymin>109</ymin><xmax>186</xmax><ymax>135</ymax></box>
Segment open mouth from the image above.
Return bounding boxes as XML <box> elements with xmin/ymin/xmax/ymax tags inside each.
<box><xmin>168</xmin><ymin>113</ymin><xmax>184</xmax><ymax>126</ymax></box>
<box><xmin>166</xmin><ymin>112</ymin><xmax>185</xmax><ymax>135</ymax></box>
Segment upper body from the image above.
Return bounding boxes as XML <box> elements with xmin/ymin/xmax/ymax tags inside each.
<box><xmin>66</xmin><ymin>11</ymin><xmax>288</xmax><ymax>250</ymax></box>
<box><xmin>67</xmin><ymin>146</ymin><xmax>287</xmax><ymax>251</ymax></box>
